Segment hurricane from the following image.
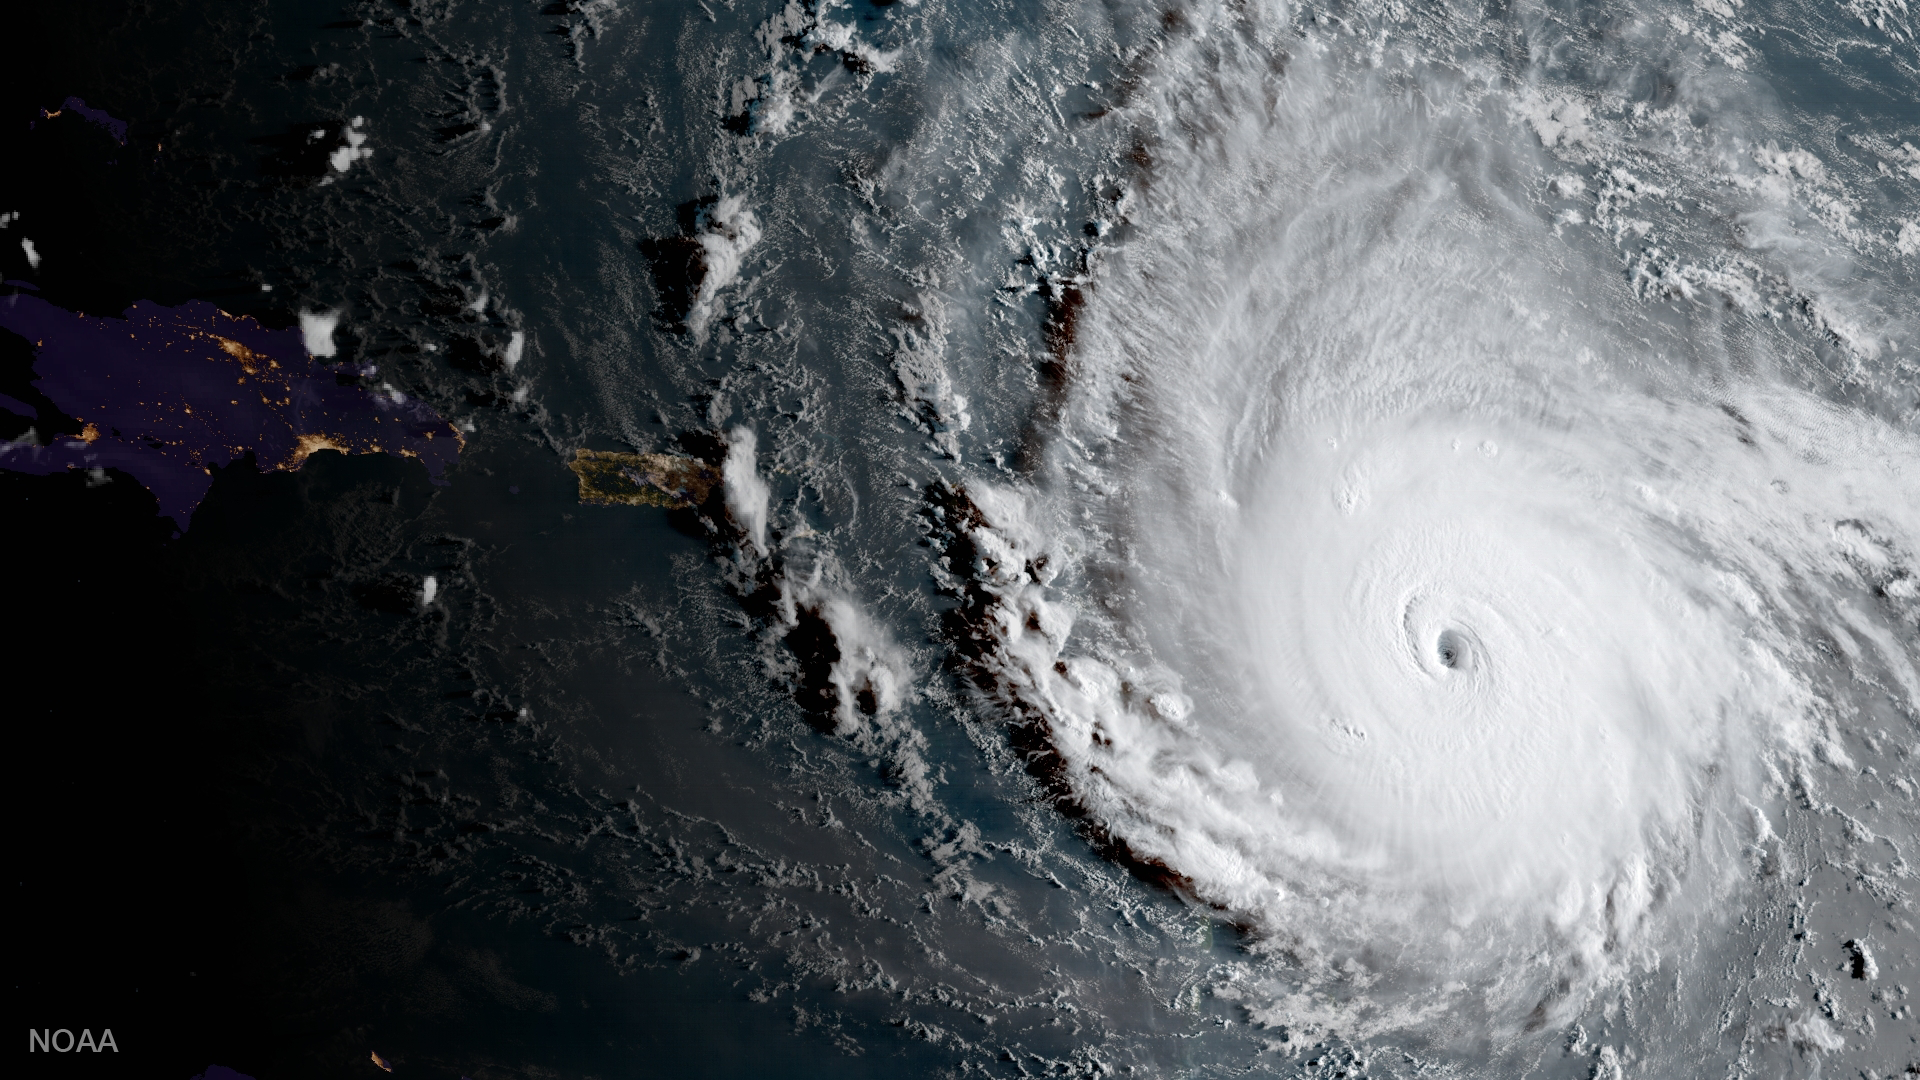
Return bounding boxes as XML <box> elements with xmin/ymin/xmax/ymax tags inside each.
<box><xmin>901</xmin><ymin>0</ymin><xmax>1920</xmax><ymax>1047</ymax></box>
<box><xmin>554</xmin><ymin>0</ymin><xmax>1920</xmax><ymax>1069</ymax></box>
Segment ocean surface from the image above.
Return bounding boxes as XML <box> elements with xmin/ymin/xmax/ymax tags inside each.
<box><xmin>7</xmin><ymin>1</ymin><xmax>1918</xmax><ymax>1077</ymax></box>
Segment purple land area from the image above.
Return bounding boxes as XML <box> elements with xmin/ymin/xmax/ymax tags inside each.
<box><xmin>38</xmin><ymin>96</ymin><xmax>128</xmax><ymax>144</ymax></box>
<box><xmin>0</xmin><ymin>289</ymin><xmax>461</xmax><ymax>531</ymax></box>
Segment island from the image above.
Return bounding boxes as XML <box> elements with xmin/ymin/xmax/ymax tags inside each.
<box><xmin>567</xmin><ymin>448</ymin><xmax>717</xmax><ymax>508</ymax></box>
<box><xmin>0</xmin><ymin>288</ymin><xmax>461</xmax><ymax>531</ymax></box>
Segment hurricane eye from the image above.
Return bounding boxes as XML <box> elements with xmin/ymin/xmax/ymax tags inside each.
<box><xmin>1435</xmin><ymin>628</ymin><xmax>1468</xmax><ymax>671</ymax></box>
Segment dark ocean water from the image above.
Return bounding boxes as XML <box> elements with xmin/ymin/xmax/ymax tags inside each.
<box><xmin>8</xmin><ymin>2</ymin><xmax>1917</xmax><ymax>1079</ymax></box>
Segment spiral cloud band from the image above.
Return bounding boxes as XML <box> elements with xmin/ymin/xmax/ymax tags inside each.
<box><xmin>955</xmin><ymin>9</ymin><xmax>1920</xmax><ymax>1035</ymax></box>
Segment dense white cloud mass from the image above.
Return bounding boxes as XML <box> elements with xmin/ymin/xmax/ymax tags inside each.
<box><xmin>299</xmin><ymin>309</ymin><xmax>340</xmax><ymax>358</ymax></box>
<box><xmin>568</xmin><ymin>0</ymin><xmax>1917</xmax><ymax>1068</ymax></box>
<box><xmin>943</xmin><ymin>0</ymin><xmax>1920</xmax><ymax>1035</ymax></box>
